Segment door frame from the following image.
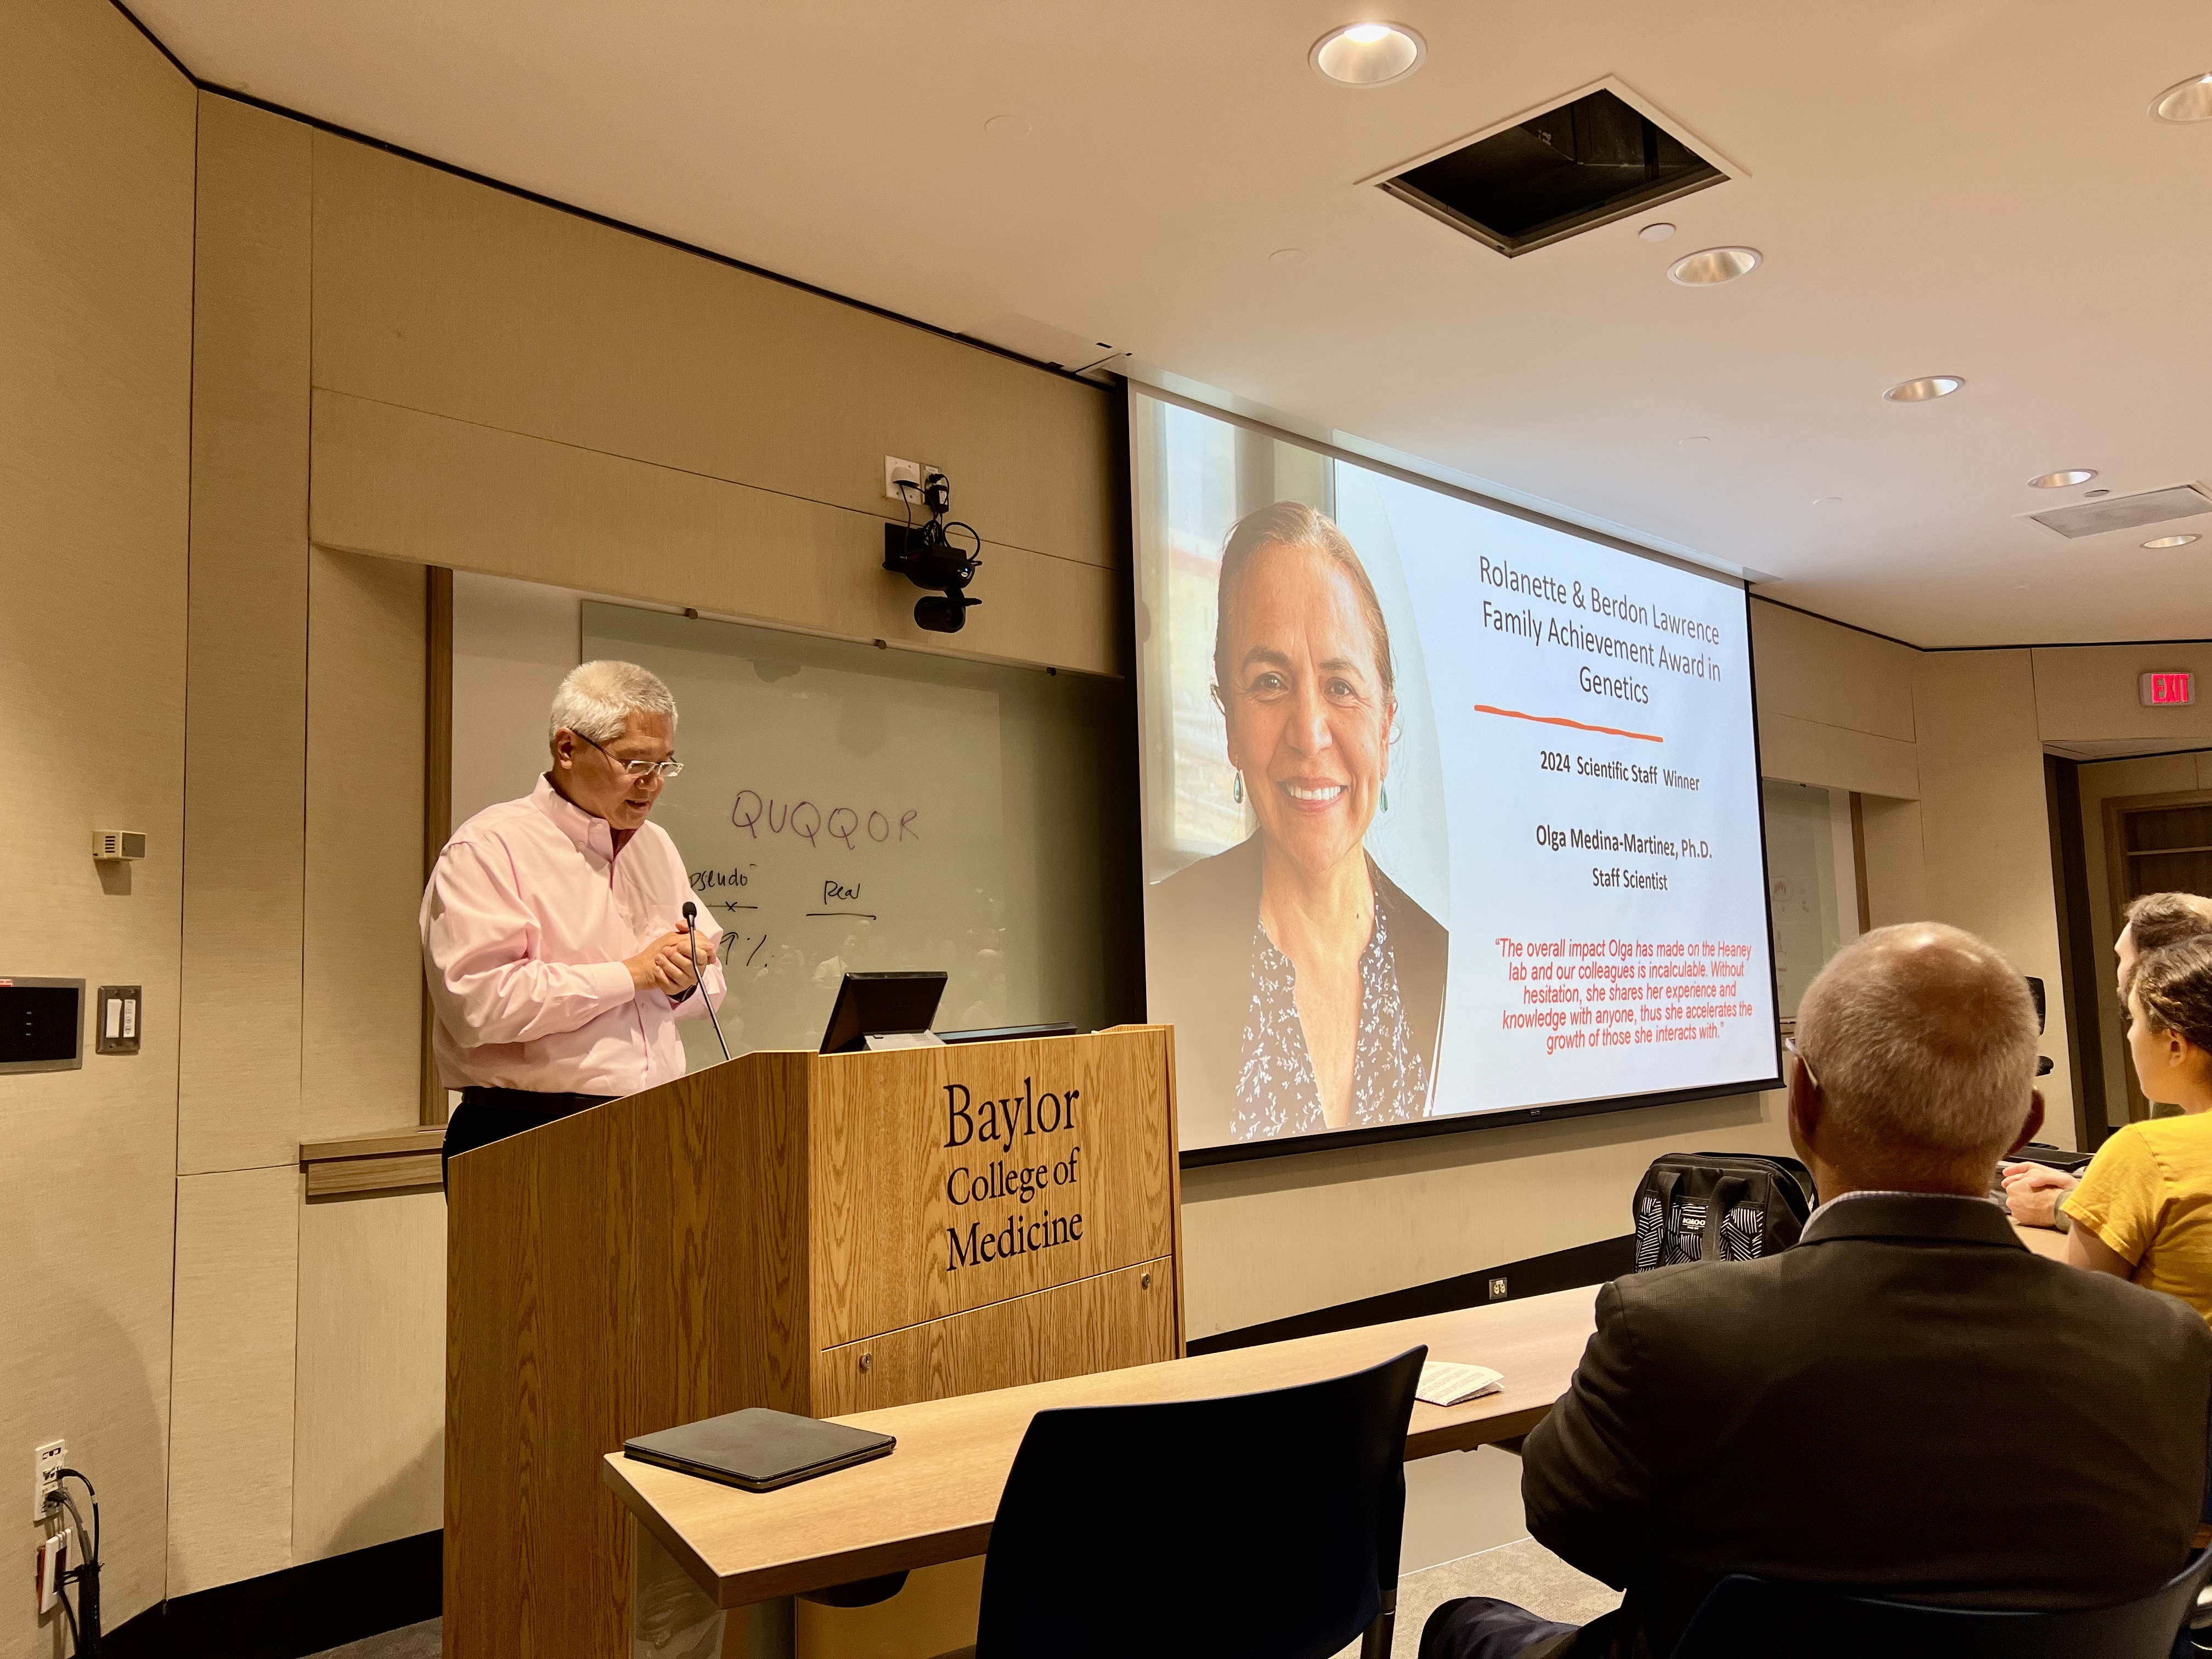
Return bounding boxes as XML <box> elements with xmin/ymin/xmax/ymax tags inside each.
<box><xmin>2101</xmin><ymin>783</ymin><xmax>2212</xmax><ymax>1128</ymax></box>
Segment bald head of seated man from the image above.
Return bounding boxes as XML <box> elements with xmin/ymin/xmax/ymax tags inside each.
<box><xmin>1422</xmin><ymin>923</ymin><xmax>2212</xmax><ymax>1659</ymax></box>
<box><xmin>2006</xmin><ymin>889</ymin><xmax>2212</xmax><ymax>1228</ymax></box>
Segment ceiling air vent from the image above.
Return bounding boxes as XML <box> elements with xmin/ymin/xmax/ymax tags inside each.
<box><xmin>2022</xmin><ymin>484</ymin><xmax>2212</xmax><ymax>540</ymax></box>
<box><xmin>1374</xmin><ymin>82</ymin><xmax>1729</xmax><ymax>257</ymax></box>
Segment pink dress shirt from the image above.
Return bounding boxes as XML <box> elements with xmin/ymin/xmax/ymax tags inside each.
<box><xmin>420</xmin><ymin>775</ymin><xmax>726</xmax><ymax>1096</ymax></box>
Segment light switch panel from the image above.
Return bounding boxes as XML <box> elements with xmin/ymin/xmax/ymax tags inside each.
<box><xmin>95</xmin><ymin>985</ymin><xmax>140</xmax><ymax>1055</ymax></box>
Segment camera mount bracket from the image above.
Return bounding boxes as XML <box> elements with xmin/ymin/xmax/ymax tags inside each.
<box><xmin>883</xmin><ymin>472</ymin><xmax>984</xmax><ymax>633</ymax></box>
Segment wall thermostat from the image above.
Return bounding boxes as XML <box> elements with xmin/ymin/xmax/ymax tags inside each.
<box><xmin>93</xmin><ymin>830</ymin><xmax>147</xmax><ymax>861</ymax></box>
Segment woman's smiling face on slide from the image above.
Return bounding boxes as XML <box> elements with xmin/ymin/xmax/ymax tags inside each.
<box><xmin>1223</xmin><ymin>540</ymin><xmax>1393</xmax><ymax>878</ymax></box>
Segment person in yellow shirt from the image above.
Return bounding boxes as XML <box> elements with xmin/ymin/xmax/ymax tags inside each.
<box><xmin>2063</xmin><ymin>934</ymin><xmax>2212</xmax><ymax>1322</ymax></box>
<box><xmin>2005</xmin><ymin>889</ymin><xmax>2212</xmax><ymax>1227</ymax></box>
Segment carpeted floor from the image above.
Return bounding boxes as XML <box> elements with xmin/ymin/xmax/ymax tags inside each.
<box><xmin>310</xmin><ymin>1619</ymin><xmax>440</xmax><ymax>1659</ymax></box>
<box><xmin>1375</xmin><ymin>1535</ymin><xmax>1621</xmax><ymax>1655</ymax></box>
<box><xmin>307</xmin><ymin>1537</ymin><xmax>1615</xmax><ymax>1659</ymax></box>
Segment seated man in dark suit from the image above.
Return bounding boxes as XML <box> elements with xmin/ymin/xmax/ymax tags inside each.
<box><xmin>1425</xmin><ymin>922</ymin><xmax>2212</xmax><ymax>1659</ymax></box>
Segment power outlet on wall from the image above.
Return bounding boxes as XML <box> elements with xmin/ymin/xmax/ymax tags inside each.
<box><xmin>883</xmin><ymin>455</ymin><xmax>923</xmax><ymax>502</ymax></box>
<box><xmin>32</xmin><ymin>1440</ymin><xmax>64</xmax><ymax>1522</ymax></box>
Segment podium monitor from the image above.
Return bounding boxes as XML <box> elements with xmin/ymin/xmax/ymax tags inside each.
<box><xmin>818</xmin><ymin>969</ymin><xmax>947</xmax><ymax>1053</ymax></box>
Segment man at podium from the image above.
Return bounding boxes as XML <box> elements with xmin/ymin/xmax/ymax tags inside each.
<box><xmin>421</xmin><ymin>659</ymin><xmax>726</xmax><ymax>1182</ymax></box>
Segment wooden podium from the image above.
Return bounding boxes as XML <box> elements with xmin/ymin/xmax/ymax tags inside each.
<box><xmin>443</xmin><ymin>1025</ymin><xmax>1183</xmax><ymax>1659</ymax></box>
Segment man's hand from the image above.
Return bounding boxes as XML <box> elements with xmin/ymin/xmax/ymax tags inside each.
<box><xmin>2002</xmin><ymin>1161</ymin><xmax>2079</xmax><ymax>1228</ymax></box>
<box><xmin>624</xmin><ymin>929</ymin><xmax>704</xmax><ymax>994</ymax></box>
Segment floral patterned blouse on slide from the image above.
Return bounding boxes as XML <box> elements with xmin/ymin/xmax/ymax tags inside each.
<box><xmin>1228</xmin><ymin>881</ymin><xmax>1431</xmax><ymax>1141</ymax></box>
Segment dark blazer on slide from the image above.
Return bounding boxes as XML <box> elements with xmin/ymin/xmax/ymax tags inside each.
<box><xmin>1146</xmin><ymin>833</ymin><xmax>1448</xmax><ymax>1147</ymax></box>
<box><xmin>1520</xmin><ymin>1193</ymin><xmax>2212</xmax><ymax>1659</ymax></box>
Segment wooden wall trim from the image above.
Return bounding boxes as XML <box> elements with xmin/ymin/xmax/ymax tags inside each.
<box><xmin>300</xmin><ymin>1122</ymin><xmax>445</xmax><ymax>1196</ymax></box>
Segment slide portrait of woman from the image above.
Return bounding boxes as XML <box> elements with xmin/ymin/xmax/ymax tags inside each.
<box><xmin>1150</xmin><ymin>501</ymin><xmax>1448</xmax><ymax>1144</ymax></box>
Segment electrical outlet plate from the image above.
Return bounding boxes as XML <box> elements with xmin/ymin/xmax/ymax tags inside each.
<box><xmin>37</xmin><ymin>1532</ymin><xmax>65</xmax><ymax>1613</ymax></box>
<box><xmin>883</xmin><ymin>455</ymin><xmax>922</xmax><ymax>501</ymax></box>
<box><xmin>1488</xmin><ymin>1277</ymin><xmax>1509</xmax><ymax>1301</ymax></box>
<box><xmin>33</xmin><ymin>1440</ymin><xmax>63</xmax><ymax>1522</ymax></box>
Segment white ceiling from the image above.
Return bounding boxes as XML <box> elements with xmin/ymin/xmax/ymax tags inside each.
<box><xmin>133</xmin><ymin>0</ymin><xmax>2212</xmax><ymax>647</ymax></box>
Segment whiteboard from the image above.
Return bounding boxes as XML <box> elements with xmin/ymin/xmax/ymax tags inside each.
<box><xmin>580</xmin><ymin>602</ymin><xmax>1135</xmax><ymax>1068</ymax></box>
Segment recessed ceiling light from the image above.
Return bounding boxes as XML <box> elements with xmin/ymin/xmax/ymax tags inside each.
<box><xmin>1311</xmin><ymin>21</ymin><xmax>1425</xmax><ymax>86</ymax></box>
<box><xmin>1883</xmin><ymin>375</ymin><xmax>1965</xmax><ymax>402</ymax></box>
<box><xmin>1638</xmin><ymin>222</ymin><xmax>1677</xmax><ymax>242</ymax></box>
<box><xmin>1812</xmin><ymin>495</ymin><xmax>1842</xmax><ymax>508</ymax></box>
<box><xmin>1667</xmin><ymin>246</ymin><xmax>1760</xmax><ymax>285</ymax></box>
<box><xmin>2028</xmin><ymin>469</ymin><xmax>2098</xmax><ymax>488</ymax></box>
<box><xmin>983</xmin><ymin>114</ymin><xmax>1031</xmax><ymax>138</ymax></box>
<box><xmin>1678</xmin><ymin>435</ymin><xmax>1712</xmax><ymax>447</ymax></box>
<box><xmin>1268</xmin><ymin>247</ymin><xmax>1307</xmax><ymax>267</ymax></box>
<box><xmin>2084</xmin><ymin>488</ymin><xmax>2112</xmax><ymax>498</ymax></box>
<box><xmin>2145</xmin><ymin>534</ymin><xmax>2201</xmax><ymax>549</ymax></box>
<box><xmin>2152</xmin><ymin>74</ymin><xmax>2212</xmax><ymax>122</ymax></box>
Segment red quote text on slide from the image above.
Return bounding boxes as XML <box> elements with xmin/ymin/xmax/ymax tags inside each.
<box><xmin>1496</xmin><ymin>935</ymin><xmax>1759</xmax><ymax>1057</ymax></box>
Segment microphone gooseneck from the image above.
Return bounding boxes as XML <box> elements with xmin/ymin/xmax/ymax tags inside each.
<box><xmin>681</xmin><ymin>900</ymin><xmax>733</xmax><ymax>1062</ymax></box>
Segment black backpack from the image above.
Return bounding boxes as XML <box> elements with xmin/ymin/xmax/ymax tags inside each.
<box><xmin>1632</xmin><ymin>1152</ymin><xmax>1816</xmax><ymax>1271</ymax></box>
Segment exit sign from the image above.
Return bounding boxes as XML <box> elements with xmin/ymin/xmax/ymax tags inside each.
<box><xmin>2141</xmin><ymin>671</ymin><xmax>2196</xmax><ymax>707</ymax></box>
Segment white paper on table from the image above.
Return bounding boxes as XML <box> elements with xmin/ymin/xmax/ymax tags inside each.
<box><xmin>1417</xmin><ymin>1361</ymin><xmax>1504</xmax><ymax>1408</ymax></box>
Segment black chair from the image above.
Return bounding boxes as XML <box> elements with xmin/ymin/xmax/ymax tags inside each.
<box><xmin>1672</xmin><ymin>1545</ymin><xmax>2212</xmax><ymax>1658</ymax></box>
<box><xmin>955</xmin><ymin>1345</ymin><xmax>1426</xmax><ymax>1659</ymax></box>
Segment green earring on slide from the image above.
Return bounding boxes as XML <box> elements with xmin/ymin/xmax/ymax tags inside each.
<box><xmin>1233</xmin><ymin>772</ymin><xmax>1243</xmax><ymax>804</ymax></box>
<box><xmin>1382</xmin><ymin>782</ymin><xmax>1390</xmax><ymax>812</ymax></box>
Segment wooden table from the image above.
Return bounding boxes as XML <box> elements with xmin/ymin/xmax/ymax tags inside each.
<box><xmin>605</xmin><ymin>1284</ymin><xmax>1599</xmax><ymax>1624</ymax></box>
<box><xmin>604</xmin><ymin>1226</ymin><xmax>2082</xmax><ymax>1654</ymax></box>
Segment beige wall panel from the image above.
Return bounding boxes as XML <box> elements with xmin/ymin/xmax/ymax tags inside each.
<box><xmin>2034</xmin><ymin>643</ymin><xmax>2212</xmax><ymax>744</ymax></box>
<box><xmin>311</xmin><ymin>391</ymin><xmax>1119</xmax><ymax>676</ymax></box>
<box><xmin>0</xmin><ymin>0</ymin><xmax>195</xmax><ymax>1649</ymax></box>
<box><xmin>179</xmin><ymin>95</ymin><xmax>314</xmax><ymax>1175</ymax></box>
<box><xmin>304</xmin><ymin>548</ymin><xmax>427</xmax><ymax>1136</ymax></box>
<box><xmin>1757</xmin><ymin>712</ymin><xmax>1920</xmax><ymax>799</ymax></box>
<box><xmin>1750</xmin><ymin>599</ymin><xmax>1917</xmax><ymax>742</ymax></box>
<box><xmin>295</xmin><ymin>1192</ymin><xmax>447</xmax><ymax>1561</ymax></box>
<box><xmin>2077</xmin><ymin>751</ymin><xmax>2208</xmax><ymax>1128</ymax></box>
<box><xmin>1180</xmin><ymin>1091</ymin><xmax>1790</xmax><ymax>1336</ymax></box>
<box><xmin>1859</xmin><ymin>795</ymin><xmax>1929</xmax><ymax>928</ymax></box>
<box><xmin>307</xmin><ymin>131</ymin><xmax>1119</xmax><ymax>573</ymax></box>
<box><xmin>1911</xmin><ymin>650</ymin><xmax>2075</xmax><ymax>1144</ymax></box>
<box><xmin>169</xmin><ymin>1167</ymin><xmax>300</xmax><ymax>1593</ymax></box>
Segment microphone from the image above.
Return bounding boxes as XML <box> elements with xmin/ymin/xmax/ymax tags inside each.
<box><xmin>681</xmin><ymin>900</ymin><xmax>732</xmax><ymax>1062</ymax></box>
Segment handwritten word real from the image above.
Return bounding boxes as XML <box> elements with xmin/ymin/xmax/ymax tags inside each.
<box><xmin>731</xmin><ymin>791</ymin><xmax>919</xmax><ymax>849</ymax></box>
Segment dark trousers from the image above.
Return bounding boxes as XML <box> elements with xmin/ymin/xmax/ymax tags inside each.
<box><xmin>443</xmin><ymin>1086</ymin><xmax>614</xmax><ymax>1191</ymax></box>
<box><xmin>1420</xmin><ymin>1597</ymin><xmax>1580</xmax><ymax>1659</ymax></box>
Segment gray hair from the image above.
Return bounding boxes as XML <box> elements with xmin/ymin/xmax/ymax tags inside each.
<box><xmin>1795</xmin><ymin>922</ymin><xmax>2039</xmax><ymax>1156</ymax></box>
<box><xmin>547</xmin><ymin>660</ymin><xmax>677</xmax><ymax>748</ymax></box>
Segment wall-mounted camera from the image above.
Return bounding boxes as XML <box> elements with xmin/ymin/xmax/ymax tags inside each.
<box><xmin>884</xmin><ymin>471</ymin><xmax>983</xmax><ymax>634</ymax></box>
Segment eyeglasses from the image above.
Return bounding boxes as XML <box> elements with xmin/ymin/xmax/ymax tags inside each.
<box><xmin>573</xmin><ymin>729</ymin><xmax>684</xmax><ymax>781</ymax></box>
<box><xmin>1784</xmin><ymin>1035</ymin><xmax>1819</xmax><ymax>1091</ymax></box>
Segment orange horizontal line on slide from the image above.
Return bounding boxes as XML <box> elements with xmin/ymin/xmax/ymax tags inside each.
<box><xmin>1474</xmin><ymin>704</ymin><xmax>1664</xmax><ymax>743</ymax></box>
